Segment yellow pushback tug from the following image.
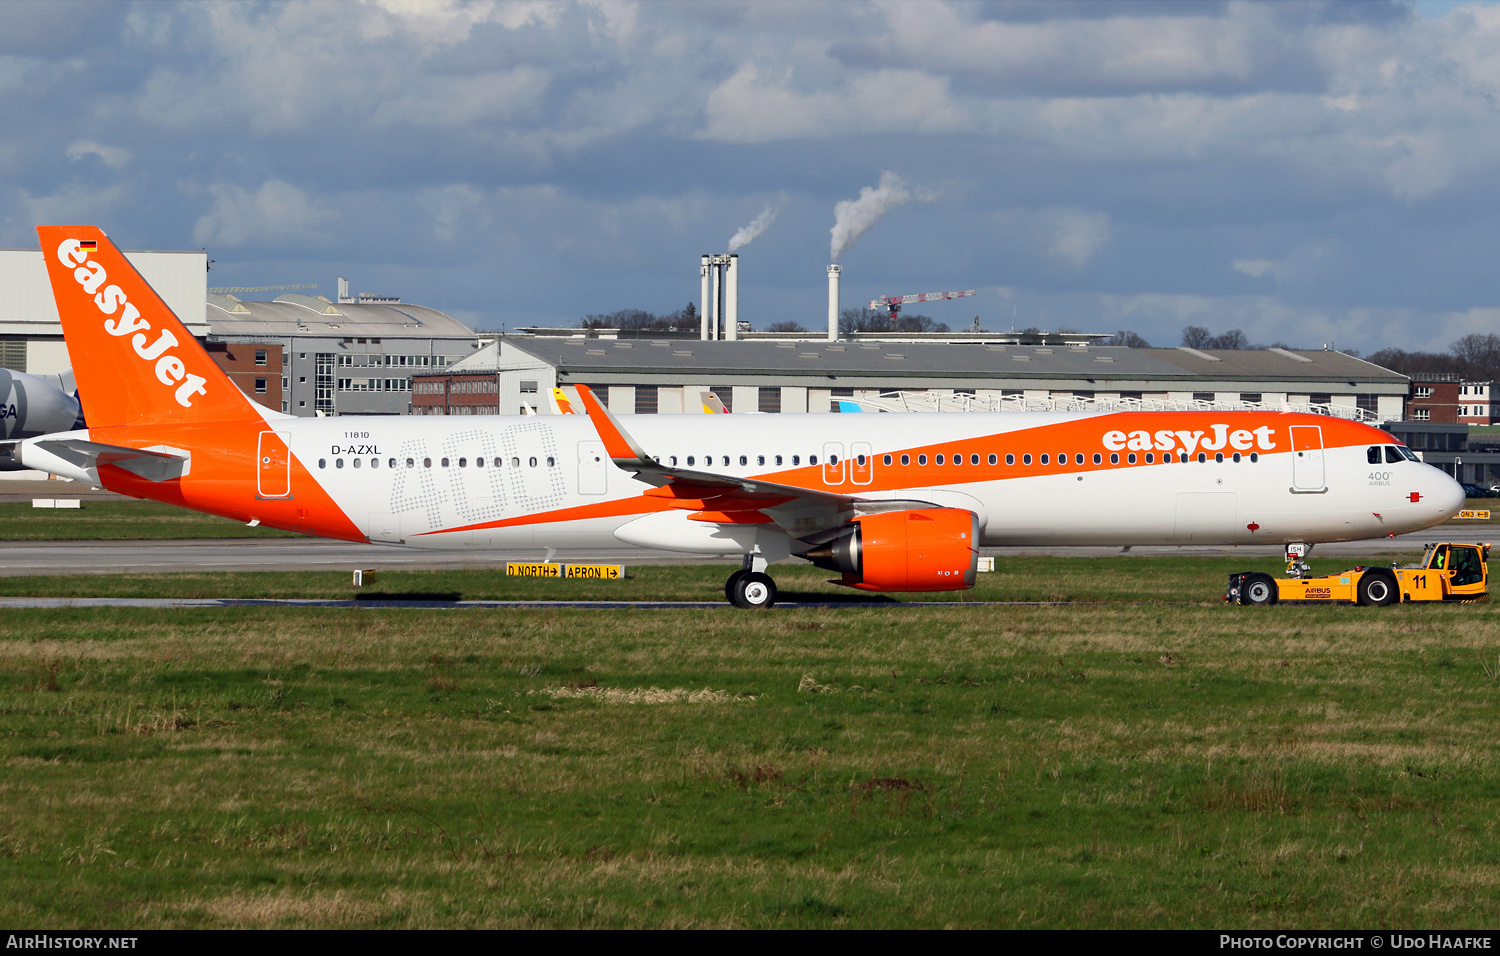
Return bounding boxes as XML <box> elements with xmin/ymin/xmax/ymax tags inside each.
<box><xmin>1226</xmin><ymin>542</ymin><xmax>1490</xmax><ymax>607</ymax></box>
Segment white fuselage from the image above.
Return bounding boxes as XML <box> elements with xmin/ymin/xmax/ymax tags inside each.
<box><xmin>266</xmin><ymin>411</ymin><xmax>1463</xmax><ymax>553</ymax></box>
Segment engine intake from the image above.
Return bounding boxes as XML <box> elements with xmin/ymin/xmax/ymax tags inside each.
<box><xmin>802</xmin><ymin>508</ymin><xmax>979</xmax><ymax>592</ymax></box>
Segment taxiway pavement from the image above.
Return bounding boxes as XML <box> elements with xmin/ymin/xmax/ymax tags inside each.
<box><xmin>0</xmin><ymin>529</ymin><xmax>1479</xmax><ymax>577</ymax></box>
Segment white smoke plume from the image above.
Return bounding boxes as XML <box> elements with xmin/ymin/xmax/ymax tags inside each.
<box><xmin>727</xmin><ymin>199</ymin><xmax>783</xmax><ymax>253</ymax></box>
<box><xmin>830</xmin><ymin>171</ymin><xmax>922</xmax><ymax>261</ymax></box>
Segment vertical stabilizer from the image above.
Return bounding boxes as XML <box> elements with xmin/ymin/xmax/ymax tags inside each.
<box><xmin>36</xmin><ymin>226</ymin><xmax>266</xmax><ymax>430</ymax></box>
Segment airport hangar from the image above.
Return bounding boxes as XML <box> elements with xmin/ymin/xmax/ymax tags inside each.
<box><xmin>0</xmin><ymin>248</ymin><xmax>481</xmax><ymax>418</ymax></box>
<box><xmin>410</xmin><ymin>334</ymin><xmax>1410</xmax><ymax>424</ymax></box>
<box><xmin>2</xmin><ymin>247</ymin><xmax>1408</xmax><ymax>428</ymax></box>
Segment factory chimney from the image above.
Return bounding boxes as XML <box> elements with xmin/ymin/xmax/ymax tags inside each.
<box><xmin>826</xmin><ymin>264</ymin><xmax>841</xmax><ymax>342</ymax></box>
<box><xmin>725</xmin><ymin>254</ymin><xmax>739</xmax><ymax>341</ymax></box>
<box><xmin>700</xmin><ymin>256</ymin><xmax>711</xmax><ymax>340</ymax></box>
<box><xmin>699</xmin><ymin>254</ymin><xmax>740</xmax><ymax>341</ymax></box>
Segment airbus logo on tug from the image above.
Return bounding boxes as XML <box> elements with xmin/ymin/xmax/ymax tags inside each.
<box><xmin>1102</xmin><ymin>424</ymin><xmax>1277</xmax><ymax>455</ymax></box>
<box><xmin>56</xmin><ymin>238</ymin><xmax>208</xmax><ymax>408</ymax></box>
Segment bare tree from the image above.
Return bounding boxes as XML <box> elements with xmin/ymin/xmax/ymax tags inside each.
<box><xmin>766</xmin><ymin>321</ymin><xmax>806</xmax><ymax>332</ymax></box>
<box><xmin>1450</xmin><ymin>333</ymin><xmax>1500</xmax><ymax>375</ymax></box>
<box><xmin>1207</xmin><ymin>329</ymin><xmax>1250</xmax><ymax>350</ymax></box>
<box><xmin>1181</xmin><ymin>326</ymin><xmax>1213</xmax><ymax>349</ymax></box>
<box><xmin>840</xmin><ymin>308</ymin><xmax>950</xmax><ymax>334</ymax></box>
<box><xmin>1102</xmin><ymin>330</ymin><xmax>1150</xmax><ymax>348</ymax></box>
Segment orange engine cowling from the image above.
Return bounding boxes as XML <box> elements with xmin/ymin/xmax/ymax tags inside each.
<box><xmin>802</xmin><ymin>508</ymin><xmax>979</xmax><ymax>592</ymax></box>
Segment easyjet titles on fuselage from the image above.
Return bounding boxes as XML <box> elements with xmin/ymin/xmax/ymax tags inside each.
<box><xmin>1102</xmin><ymin>424</ymin><xmax>1277</xmax><ymax>456</ymax></box>
<box><xmin>54</xmin><ymin>238</ymin><xmax>208</xmax><ymax>409</ymax></box>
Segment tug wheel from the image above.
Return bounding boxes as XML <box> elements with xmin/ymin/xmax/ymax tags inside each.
<box><xmin>1357</xmin><ymin>571</ymin><xmax>1398</xmax><ymax>607</ymax></box>
<box><xmin>1243</xmin><ymin>574</ymin><xmax>1278</xmax><ymax>606</ymax></box>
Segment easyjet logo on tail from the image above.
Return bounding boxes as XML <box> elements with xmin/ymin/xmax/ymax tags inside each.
<box><xmin>1103</xmin><ymin>424</ymin><xmax>1277</xmax><ymax>455</ymax></box>
<box><xmin>56</xmin><ymin>238</ymin><xmax>208</xmax><ymax>408</ymax></box>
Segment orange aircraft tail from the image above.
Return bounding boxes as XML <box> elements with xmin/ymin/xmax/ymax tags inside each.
<box><xmin>36</xmin><ymin>226</ymin><xmax>268</xmax><ymax>431</ymax></box>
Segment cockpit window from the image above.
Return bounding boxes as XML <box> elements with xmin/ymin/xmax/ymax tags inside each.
<box><xmin>1385</xmin><ymin>446</ymin><xmax>1406</xmax><ymax>464</ymax></box>
<box><xmin>1368</xmin><ymin>446</ymin><xmax>1381</xmax><ymax>464</ymax></box>
<box><xmin>1398</xmin><ymin>446</ymin><xmax>1418</xmax><ymax>462</ymax></box>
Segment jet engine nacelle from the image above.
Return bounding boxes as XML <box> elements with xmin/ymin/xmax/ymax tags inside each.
<box><xmin>0</xmin><ymin>368</ymin><xmax>84</xmax><ymax>469</ymax></box>
<box><xmin>802</xmin><ymin>508</ymin><xmax>979</xmax><ymax>592</ymax></box>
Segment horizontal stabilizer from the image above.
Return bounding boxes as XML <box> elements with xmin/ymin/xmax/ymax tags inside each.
<box><xmin>35</xmin><ymin>438</ymin><xmax>190</xmax><ymax>482</ymax></box>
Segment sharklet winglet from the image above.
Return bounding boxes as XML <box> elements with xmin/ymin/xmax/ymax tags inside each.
<box><xmin>574</xmin><ymin>384</ymin><xmax>654</xmax><ymax>466</ymax></box>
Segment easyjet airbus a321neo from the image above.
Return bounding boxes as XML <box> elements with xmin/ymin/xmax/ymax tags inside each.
<box><xmin>10</xmin><ymin>227</ymin><xmax>1467</xmax><ymax>607</ymax></box>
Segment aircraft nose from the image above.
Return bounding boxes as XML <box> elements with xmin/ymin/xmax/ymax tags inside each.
<box><xmin>1431</xmin><ymin>468</ymin><xmax>1466</xmax><ymax>518</ymax></box>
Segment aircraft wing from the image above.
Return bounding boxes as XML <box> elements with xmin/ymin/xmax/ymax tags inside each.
<box><xmin>572</xmin><ymin>385</ymin><xmax>932</xmax><ymax>533</ymax></box>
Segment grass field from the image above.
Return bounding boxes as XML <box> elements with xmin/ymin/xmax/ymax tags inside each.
<box><xmin>0</xmin><ymin>553</ymin><xmax>1437</xmax><ymax>603</ymax></box>
<box><xmin>0</xmin><ymin>501</ymin><xmax>299</xmax><ymax>540</ymax></box>
<box><xmin>3</xmin><ymin>559</ymin><xmax>1500</xmax><ymax>928</ymax></box>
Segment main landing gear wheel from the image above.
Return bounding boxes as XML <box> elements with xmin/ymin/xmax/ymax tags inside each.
<box><xmin>1243</xmin><ymin>573</ymin><xmax>1278</xmax><ymax>606</ymax></box>
<box><xmin>1357</xmin><ymin>571</ymin><xmax>1398</xmax><ymax>607</ymax></box>
<box><xmin>724</xmin><ymin>569</ymin><xmax>749</xmax><ymax>603</ymax></box>
<box><xmin>730</xmin><ymin>571</ymin><xmax>777</xmax><ymax>610</ymax></box>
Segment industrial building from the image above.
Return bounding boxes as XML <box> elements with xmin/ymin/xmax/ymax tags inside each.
<box><xmin>206</xmin><ymin>286</ymin><xmax>481</xmax><ymax>416</ymax></box>
<box><xmin>0</xmin><ymin>248</ymin><xmax>208</xmax><ymax>374</ymax></box>
<box><xmin>411</xmin><ymin>337</ymin><xmax>1409</xmax><ymax>420</ymax></box>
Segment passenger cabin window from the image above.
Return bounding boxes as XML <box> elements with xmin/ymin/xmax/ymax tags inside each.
<box><xmin>902</xmin><ymin>454</ymin><xmax>911</xmax><ymax>465</ymax></box>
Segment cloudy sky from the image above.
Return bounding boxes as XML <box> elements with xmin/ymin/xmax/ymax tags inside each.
<box><xmin>4</xmin><ymin>0</ymin><xmax>1500</xmax><ymax>353</ymax></box>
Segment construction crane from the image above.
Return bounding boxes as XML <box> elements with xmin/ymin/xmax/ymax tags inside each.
<box><xmin>868</xmin><ymin>289</ymin><xmax>976</xmax><ymax>327</ymax></box>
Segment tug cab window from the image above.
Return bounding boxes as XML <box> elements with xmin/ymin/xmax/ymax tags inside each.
<box><xmin>1451</xmin><ymin>546</ymin><xmax>1484</xmax><ymax>586</ymax></box>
